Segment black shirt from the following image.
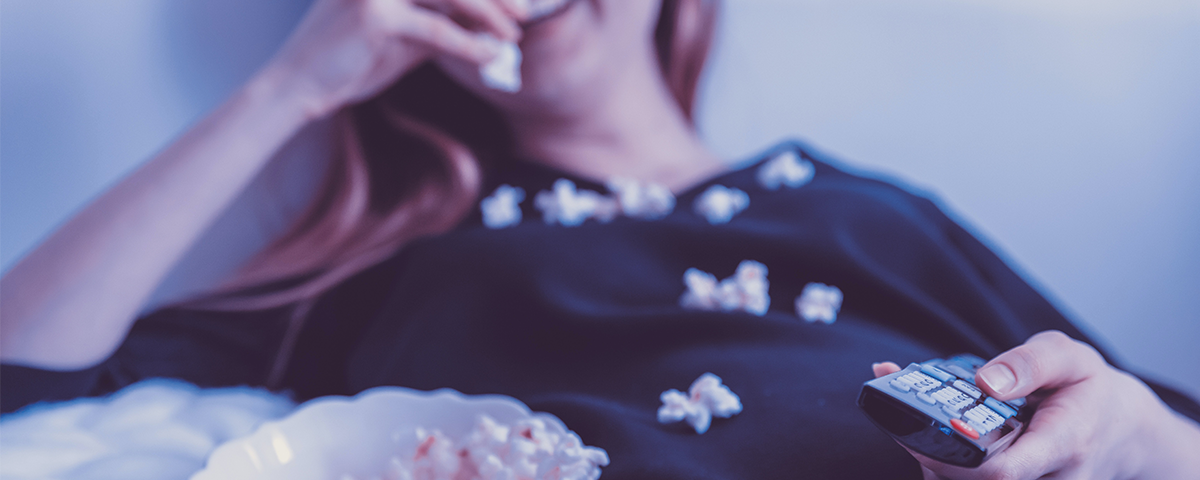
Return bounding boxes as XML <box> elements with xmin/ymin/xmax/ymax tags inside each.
<box><xmin>4</xmin><ymin>141</ymin><xmax>1197</xmax><ymax>479</ymax></box>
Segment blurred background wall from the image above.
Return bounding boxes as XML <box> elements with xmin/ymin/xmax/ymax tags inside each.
<box><xmin>2</xmin><ymin>0</ymin><xmax>1197</xmax><ymax>397</ymax></box>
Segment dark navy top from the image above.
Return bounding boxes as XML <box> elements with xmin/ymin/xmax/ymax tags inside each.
<box><xmin>4</xmin><ymin>141</ymin><xmax>1197</xmax><ymax>479</ymax></box>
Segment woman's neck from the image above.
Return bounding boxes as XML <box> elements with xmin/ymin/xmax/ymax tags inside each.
<box><xmin>504</xmin><ymin>54</ymin><xmax>725</xmax><ymax>192</ymax></box>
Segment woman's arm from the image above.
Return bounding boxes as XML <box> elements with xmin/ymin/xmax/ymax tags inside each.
<box><xmin>0</xmin><ymin>0</ymin><xmax>526</xmax><ymax>370</ymax></box>
<box><xmin>0</xmin><ymin>72</ymin><xmax>318</xmax><ymax>369</ymax></box>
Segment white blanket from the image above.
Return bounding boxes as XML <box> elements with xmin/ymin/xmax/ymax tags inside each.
<box><xmin>0</xmin><ymin>379</ymin><xmax>295</xmax><ymax>480</ymax></box>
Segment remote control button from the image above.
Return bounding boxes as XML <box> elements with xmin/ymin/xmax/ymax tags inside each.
<box><xmin>947</xmin><ymin>355</ymin><xmax>983</xmax><ymax>368</ymax></box>
<box><xmin>984</xmin><ymin>397</ymin><xmax>1018</xmax><ymax>419</ymax></box>
<box><xmin>889</xmin><ymin>379</ymin><xmax>912</xmax><ymax>393</ymax></box>
<box><xmin>953</xmin><ymin>379</ymin><xmax>982</xmax><ymax>399</ymax></box>
<box><xmin>920</xmin><ymin>365</ymin><xmax>954</xmax><ymax>382</ymax></box>
<box><xmin>963</xmin><ymin>405</ymin><xmax>1005</xmax><ymax>434</ymax></box>
<box><xmin>982</xmin><ymin>411</ymin><xmax>1004</xmax><ymax>430</ymax></box>
<box><xmin>916</xmin><ymin>390</ymin><xmax>938</xmax><ymax>405</ymax></box>
<box><xmin>896</xmin><ymin>372</ymin><xmax>920</xmax><ymax>387</ymax></box>
<box><xmin>934</xmin><ymin>388</ymin><xmax>973</xmax><ymax>410</ymax></box>
<box><xmin>943</xmin><ymin>364</ymin><xmax>976</xmax><ymax>380</ymax></box>
<box><xmin>1008</xmin><ymin>397</ymin><xmax>1027</xmax><ymax>407</ymax></box>
<box><xmin>950</xmin><ymin>418</ymin><xmax>979</xmax><ymax>440</ymax></box>
<box><xmin>898</xmin><ymin>371</ymin><xmax>941</xmax><ymax>393</ymax></box>
<box><xmin>941</xmin><ymin>405</ymin><xmax>962</xmax><ymax>419</ymax></box>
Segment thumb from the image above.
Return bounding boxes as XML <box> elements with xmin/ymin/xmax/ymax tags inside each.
<box><xmin>975</xmin><ymin>330</ymin><xmax>1106</xmax><ymax>400</ymax></box>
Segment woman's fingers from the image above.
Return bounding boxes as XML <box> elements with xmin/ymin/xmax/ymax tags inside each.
<box><xmin>496</xmin><ymin>0</ymin><xmax>531</xmax><ymax>19</ymax></box>
<box><xmin>918</xmin><ymin>418</ymin><xmax>1074</xmax><ymax>480</ymax></box>
<box><xmin>415</xmin><ymin>0</ymin><xmax>522</xmax><ymax>42</ymax></box>
<box><xmin>895</xmin><ymin>332</ymin><xmax>1196</xmax><ymax>479</ymax></box>
<box><xmin>871</xmin><ymin>361</ymin><xmax>901</xmax><ymax>378</ymax></box>
<box><xmin>916</xmin><ymin>330</ymin><xmax>1105</xmax><ymax>478</ymax></box>
<box><xmin>974</xmin><ymin>330</ymin><xmax>1106</xmax><ymax>400</ymax></box>
<box><xmin>259</xmin><ymin>0</ymin><xmax>524</xmax><ymax>115</ymax></box>
<box><xmin>398</xmin><ymin>7</ymin><xmax>504</xmax><ymax>65</ymax></box>
<box><xmin>990</xmin><ymin>410</ymin><xmax>1080</xmax><ymax>479</ymax></box>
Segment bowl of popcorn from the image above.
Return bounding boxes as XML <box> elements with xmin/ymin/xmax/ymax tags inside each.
<box><xmin>190</xmin><ymin>387</ymin><xmax>609</xmax><ymax>480</ymax></box>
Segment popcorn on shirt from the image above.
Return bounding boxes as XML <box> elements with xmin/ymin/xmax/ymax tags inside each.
<box><xmin>679</xmin><ymin>268</ymin><xmax>719</xmax><ymax>310</ymax></box>
<box><xmin>795</xmin><ymin>282</ymin><xmax>844</xmax><ymax>324</ymax></box>
<box><xmin>730</xmin><ymin>260</ymin><xmax>769</xmax><ymax>316</ymax></box>
<box><xmin>757</xmin><ymin>149</ymin><xmax>815</xmax><ymax>190</ymax></box>
<box><xmin>534</xmin><ymin>179</ymin><xmax>619</xmax><ymax>226</ymax></box>
<box><xmin>694</xmin><ymin>185</ymin><xmax>749</xmax><ymax>224</ymax></box>
<box><xmin>481</xmin><ymin>185</ymin><xmax>526</xmax><ymax>229</ymax></box>
<box><xmin>606</xmin><ymin>177</ymin><xmax>675</xmax><ymax>220</ymax></box>
<box><xmin>680</xmin><ymin>260</ymin><xmax>770</xmax><ymax>316</ymax></box>
<box><xmin>658</xmin><ymin>373</ymin><xmax>743</xmax><ymax>434</ymax></box>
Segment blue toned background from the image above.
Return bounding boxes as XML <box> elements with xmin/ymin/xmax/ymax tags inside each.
<box><xmin>2</xmin><ymin>0</ymin><xmax>1197</xmax><ymax>398</ymax></box>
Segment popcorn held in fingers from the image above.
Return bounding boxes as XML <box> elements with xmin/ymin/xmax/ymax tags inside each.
<box><xmin>481</xmin><ymin>185</ymin><xmax>526</xmax><ymax>229</ymax></box>
<box><xmin>479</xmin><ymin>35</ymin><xmax>522</xmax><ymax>93</ymax></box>
<box><xmin>658</xmin><ymin>373</ymin><xmax>743</xmax><ymax>434</ymax></box>
<box><xmin>606</xmin><ymin>177</ymin><xmax>676</xmax><ymax>220</ymax></box>
<box><xmin>795</xmin><ymin>282</ymin><xmax>844</xmax><ymax>324</ymax></box>
<box><xmin>679</xmin><ymin>260</ymin><xmax>771</xmax><ymax>316</ymax></box>
<box><xmin>535</xmin><ymin>179</ymin><xmax>619</xmax><ymax>226</ymax></box>
<box><xmin>693</xmin><ymin>185</ymin><xmax>749</xmax><ymax>224</ymax></box>
<box><xmin>757</xmin><ymin>150</ymin><xmax>815</xmax><ymax>190</ymax></box>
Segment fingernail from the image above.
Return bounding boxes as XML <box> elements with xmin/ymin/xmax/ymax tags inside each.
<box><xmin>978</xmin><ymin>364</ymin><xmax>1016</xmax><ymax>395</ymax></box>
<box><xmin>871</xmin><ymin>362</ymin><xmax>882</xmax><ymax>369</ymax></box>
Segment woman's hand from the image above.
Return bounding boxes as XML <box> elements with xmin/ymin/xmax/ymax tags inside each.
<box><xmin>874</xmin><ymin>330</ymin><xmax>1200</xmax><ymax>479</ymax></box>
<box><xmin>261</xmin><ymin>0</ymin><xmax>529</xmax><ymax>117</ymax></box>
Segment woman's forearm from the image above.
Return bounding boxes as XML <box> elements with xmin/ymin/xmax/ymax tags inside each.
<box><xmin>0</xmin><ymin>68</ymin><xmax>322</xmax><ymax>369</ymax></box>
<box><xmin>0</xmin><ymin>0</ymin><xmax>520</xmax><ymax>371</ymax></box>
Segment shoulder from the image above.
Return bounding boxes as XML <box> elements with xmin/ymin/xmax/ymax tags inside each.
<box><xmin>737</xmin><ymin>139</ymin><xmax>953</xmax><ymax>234</ymax></box>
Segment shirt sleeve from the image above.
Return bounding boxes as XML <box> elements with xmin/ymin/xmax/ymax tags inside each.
<box><xmin>1</xmin><ymin>306</ymin><xmax>289</xmax><ymax>414</ymax></box>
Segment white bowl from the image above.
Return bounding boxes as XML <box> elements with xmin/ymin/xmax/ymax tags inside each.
<box><xmin>190</xmin><ymin>387</ymin><xmax>573</xmax><ymax>480</ymax></box>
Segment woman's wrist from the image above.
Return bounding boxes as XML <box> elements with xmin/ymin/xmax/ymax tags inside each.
<box><xmin>243</xmin><ymin>62</ymin><xmax>341</xmax><ymax>128</ymax></box>
<box><xmin>1138</xmin><ymin>402</ymin><xmax>1200</xmax><ymax>478</ymax></box>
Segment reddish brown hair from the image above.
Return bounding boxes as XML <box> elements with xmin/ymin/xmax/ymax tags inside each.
<box><xmin>195</xmin><ymin>0</ymin><xmax>721</xmax><ymax>314</ymax></box>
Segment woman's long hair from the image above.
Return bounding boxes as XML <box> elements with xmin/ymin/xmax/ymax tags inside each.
<box><xmin>192</xmin><ymin>0</ymin><xmax>720</xmax><ymax>314</ymax></box>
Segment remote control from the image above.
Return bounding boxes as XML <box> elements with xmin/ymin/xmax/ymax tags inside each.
<box><xmin>857</xmin><ymin>354</ymin><xmax>1028</xmax><ymax>467</ymax></box>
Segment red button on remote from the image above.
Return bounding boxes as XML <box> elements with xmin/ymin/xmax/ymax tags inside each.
<box><xmin>950</xmin><ymin>418</ymin><xmax>980</xmax><ymax>440</ymax></box>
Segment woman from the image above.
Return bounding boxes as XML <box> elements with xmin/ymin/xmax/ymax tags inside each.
<box><xmin>2</xmin><ymin>0</ymin><xmax>1198</xmax><ymax>478</ymax></box>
